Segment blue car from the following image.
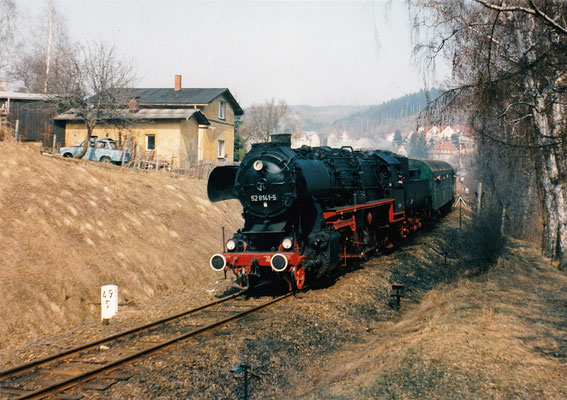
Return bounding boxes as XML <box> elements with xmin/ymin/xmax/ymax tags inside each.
<box><xmin>60</xmin><ymin>138</ymin><xmax>131</xmax><ymax>164</ymax></box>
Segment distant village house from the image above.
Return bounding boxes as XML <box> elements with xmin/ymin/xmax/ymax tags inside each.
<box><xmin>292</xmin><ymin>130</ymin><xmax>320</xmax><ymax>148</ymax></box>
<box><xmin>431</xmin><ymin>140</ymin><xmax>458</xmax><ymax>163</ymax></box>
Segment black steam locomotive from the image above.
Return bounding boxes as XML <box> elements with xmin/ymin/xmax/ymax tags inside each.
<box><xmin>208</xmin><ymin>134</ymin><xmax>455</xmax><ymax>290</ymax></box>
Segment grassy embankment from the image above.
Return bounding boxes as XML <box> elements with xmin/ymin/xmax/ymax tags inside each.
<box><xmin>298</xmin><ymin>221</ymin><xmax>567</xmax><ymax>399</ymax></box>
<box><xmin>0</xmin><ymin>140</ymin><xmax>242</xmax><ymax>349</ymax></box>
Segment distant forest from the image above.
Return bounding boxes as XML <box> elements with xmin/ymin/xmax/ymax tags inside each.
<box><xmin>328</xmin><ymin>88</ymin><xmax>443</xmax><ymax>139</ymax></box>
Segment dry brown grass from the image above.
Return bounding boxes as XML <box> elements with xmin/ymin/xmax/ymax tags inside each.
<box><xmin>2</xmin><ymin>143</ymin><xmax>565</xmax><ymax>399</ymax></box>
<box><xmin>296</xmin><ymin>241</ymin><xmax>567</xmax><ymax>399</ymax></box>
<box><xmin>0</xmin><ymin>122</ymin><xmax>12</xmax><ymax>142</ymax></box>
<box><xmin>0</xmin><ymin>140</ymin><xmax>242</xmax><ymax>349</ymax></box>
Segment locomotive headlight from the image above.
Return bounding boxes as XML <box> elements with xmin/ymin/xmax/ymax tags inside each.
<box><xmin>282</xmin><ymin>237</ymin><xmax>293</xmax><ymax>250</ymax></box>
<box><xmin>226</xmin><ymin>239</ymin><xmax>236</xmax><ymax>251</ymax></box>
<box><xmin>253</xmin><ymin>160</ymin><xmax>264</xmax><ymax>171</ymax></box>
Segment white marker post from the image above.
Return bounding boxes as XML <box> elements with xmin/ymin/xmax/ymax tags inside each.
<box><xmin>101</xmin><ymin>285</ymin><xmax>118</xmax><ymax>325</ymax></box>
<box><xmin>453</xmin><ymin>195</ymin><xmax>468</xmax><ymax>229</ymax></box>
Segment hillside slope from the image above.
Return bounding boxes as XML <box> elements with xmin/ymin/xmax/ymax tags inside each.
<box><xmin>291</xmin><ymin>241</ymin><xmax>567</xmax><ymax>399</ymax></box>
<box><xmin>0</xmin><ymin>141</ymin><xmax>242</xmax><ymax>349</ymax></box>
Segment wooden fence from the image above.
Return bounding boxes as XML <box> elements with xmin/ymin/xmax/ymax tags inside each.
<box><xmin>181</xmin><ymin>162</ymin><xmax>219</xmax><ymax>179</ymax></box>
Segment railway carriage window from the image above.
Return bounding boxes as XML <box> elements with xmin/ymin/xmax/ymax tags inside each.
<box><xmin>146</xmin><ymin>134</ymin><xmax>155</xmax><ymax>150</ymax></box>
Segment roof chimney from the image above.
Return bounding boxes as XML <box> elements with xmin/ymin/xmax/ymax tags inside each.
<box><xmin>129</xmin><ymin>97</ymin><xmax>139</xmax><ymax>113</ymax></box>
<box><xmin>174</xmin><ymin>74</ymin><xmax>182</xmax><ymax>91</ymax></box>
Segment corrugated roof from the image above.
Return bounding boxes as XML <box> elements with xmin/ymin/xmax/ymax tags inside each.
<box><xmin>0</xmin><ymin>91</ymin><xmax>49</xmax><ymax>101</ymax></box>
<box><xmin>127</xmin><ymin>88</ymin><xmax>244</xmax><ymax>115</ymax></box>
<box><xmin>54</xmin><ymin>108</ymin><xmax>210</xmax><ymax>124</ymax></box>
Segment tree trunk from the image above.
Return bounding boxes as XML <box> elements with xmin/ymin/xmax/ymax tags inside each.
<box><xmin>533</xmin><ymin>99</ymin><xmax>567</xmax><ymax>269</ymax></box>
<box><xmin>513</xmin><ymin>16</ymin><xmax>567</xmax><ymax>271</ymax></box>
<box><xmin>75</xmin><ymin>123</ymin><xmax>93</xmax><ymax>160</ymax></box>
<box><xmin>538</xmin><ymin>159</ymin><xmax>559</xmax><ymax>258</ymax></box>
<box><xmin>43</xmin><ymin>0</ymin><xmax>54</xmax><ymax>93</ymax></box>
<box><xmin>554</xmin><ymin>179</ymin><xmax>567</xmax><ymax>271</ymax></box>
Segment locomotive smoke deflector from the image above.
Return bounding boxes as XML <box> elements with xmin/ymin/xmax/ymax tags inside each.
<box><xmin>207</xmin><ymin>165</ymin><xmax>239</xmax><ymax>202</ymax></box>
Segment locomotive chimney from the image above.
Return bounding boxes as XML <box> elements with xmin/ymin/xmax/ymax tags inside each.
<box><xmin>270</xmin><ymin>133</ymin><xmax>291</xmax><ymax>147</ymax></box>
<box><xmin>174</xmin><ymin>74</ymin><xmax>182</xmax><ymax>91</ymax></box>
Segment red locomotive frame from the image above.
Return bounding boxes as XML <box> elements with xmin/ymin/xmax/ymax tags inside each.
<box><xmin>216</xmin><ymin>198</ymin><xmax>429</xmax><ymax>290</ymax></box>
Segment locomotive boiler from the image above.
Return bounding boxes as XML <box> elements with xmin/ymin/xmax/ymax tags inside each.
<box><xmin>207</xmin><ymin>134</ymin><xmax>455</xmax><ymax>290</ymax></box>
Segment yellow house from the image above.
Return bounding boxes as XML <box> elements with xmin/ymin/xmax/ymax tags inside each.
<box><xmin>55</xmin><ymin>75</ymin><xmax>244</xmax><ymax>170</ymax></box>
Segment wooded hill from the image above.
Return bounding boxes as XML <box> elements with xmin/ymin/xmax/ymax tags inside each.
<box><xmin>328</xmin><ymin>88</ymin><xmax>443</xmax><ymax>139</ymax></box>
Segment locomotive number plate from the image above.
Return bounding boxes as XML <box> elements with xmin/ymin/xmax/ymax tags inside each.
<box><xmin>250</xmin><ymin>194</ymin><xmax>277</xmax><ymax>202</ymax></box>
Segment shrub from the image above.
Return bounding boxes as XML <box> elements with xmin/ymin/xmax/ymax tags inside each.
<box><xmin>0</xmin><ymin>122</ymin><xmax>13</xmax><ymax>142</ymax></box>
<box><xmin>450</xmin><ymin>202</ymin><xmax>508</xmax><ymax>276</ymax></box>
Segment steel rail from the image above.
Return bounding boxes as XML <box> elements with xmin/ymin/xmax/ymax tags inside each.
<box><xmin>13</xmin><ymin>291</ymin><xmax>294</xmax><ymax>400</ymax></box>
<box><xmin>1</xmin><ymin>290</ymin><xmax>244</xmax><ymax>379</ymax></box>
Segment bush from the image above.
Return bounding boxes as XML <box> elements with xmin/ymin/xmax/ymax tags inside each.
<box><xmin>450</xmin><ymin>203</ymin><xmax>508</xmax><ymax>276</ymax></box>
<box><xmin>0</xmin><ymin>122</ymin><xmax>14</xmax><ymax>142</ymax></box>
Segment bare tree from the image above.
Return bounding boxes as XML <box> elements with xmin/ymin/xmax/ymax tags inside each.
<box><xmin>238</xmin><ymin>98</ymin><xmax>292</xmax><ymax>145</ymax></box>
<box><xmin>51</xmin><ymin>41</ymin><xmax>136</xmax><ymax>159</ymax></box>
<box><xmin>9</xmin><ymin>0</ymin><xmax>75</xmax><ymax>93</ymax></box>
<box><xmin>409</xmin><ymin>1</ymin><xmax>567</xmax><ymax>269</ymax></box>
<box><xmin>0</xmin><ymin>0</ymin><xmax>16</xmax><ymax>79</ymax></box>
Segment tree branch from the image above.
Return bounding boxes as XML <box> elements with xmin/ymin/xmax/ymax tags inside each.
<box><xmin>475</xmin><ymin>0</ymin><xmax>567</xmax><ymax>36</ymax></box>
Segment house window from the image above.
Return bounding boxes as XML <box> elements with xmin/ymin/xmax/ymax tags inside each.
<box><xmin>146</xmin><ymin>134</ymin><xmax>155</xmax><ymax>150</ymax></box>
<box><xmin>218</xmin><ymin>140</ymin><xmax>225</xmax><ymax>158</ymax></box>
<box><xmin>218</xmin><ymin>100</ymin><xmax>226</xmax><ymax>120</ymax></box>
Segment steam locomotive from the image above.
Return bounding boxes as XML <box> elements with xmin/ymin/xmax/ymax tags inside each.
<box><xmin>208</xmin><ymin>134</ymin><xmax>455</xmax><ymax>290</ymax></box>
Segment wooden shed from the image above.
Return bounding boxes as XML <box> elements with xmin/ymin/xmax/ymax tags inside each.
<box><xmin>0</xmin><ymin>91</ymin><xmax>65</xmax><ymax>147</ymax></box>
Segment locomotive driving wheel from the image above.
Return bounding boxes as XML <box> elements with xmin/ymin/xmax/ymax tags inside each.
<box><xmin>293</xmin><ymin>266</ymin><xmax>306</xmax><ymax>290</ymax></box>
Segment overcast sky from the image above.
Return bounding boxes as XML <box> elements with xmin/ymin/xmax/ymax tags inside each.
<box><xmin>17</xmin><ymin>0</ymin><xmax>448</xmax><ymax>107</ymax></box>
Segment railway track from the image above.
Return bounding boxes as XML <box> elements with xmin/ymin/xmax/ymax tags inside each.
<box><xmin>0</xmin><ymin>290</ymin><xmax>295</xmax><ymax>400</ymax></box>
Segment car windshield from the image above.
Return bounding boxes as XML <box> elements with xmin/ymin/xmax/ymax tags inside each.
<box><xmin>106</xmin><ymin>141</ymin><xmax>117</xmax><ymax>149</ymax></box>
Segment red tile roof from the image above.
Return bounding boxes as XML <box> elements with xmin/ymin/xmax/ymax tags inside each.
<box><xmin>432</xmin><ymin>140</ymin><xmax>458</xmax><ymax>153</ymax></box>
